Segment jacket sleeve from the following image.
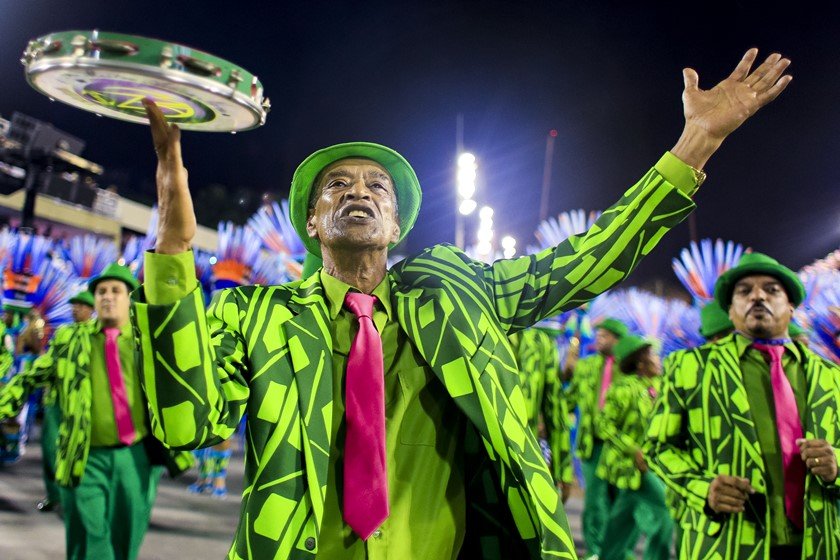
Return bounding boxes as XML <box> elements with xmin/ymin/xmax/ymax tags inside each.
<box><xmin>541</xmin><ymin>334</ymin><xmax>573</xmax><ymax>484</ymax></box>
<box><xmin>596</xmin><ymin>382</ymin><xmax>638</xmax><ymax>456</ymax></box>
<box><xmin>132</xmin><ymin>251</ymin><xmax>249</xmax><ymax>450</ymax></box>
<box><xmin>487</xmin><ymin>153</ymin><xmax>697</xmax><ymax>334</ymax></box>
<box><xmin>644</xmin><ymin>351</ymin><xmax>717</xmax><ymax>514</ymax></box>
<box><xmin>0</xmin><ymin>338</ymin><xmax>58</xmax><ymax>419</ymax></box>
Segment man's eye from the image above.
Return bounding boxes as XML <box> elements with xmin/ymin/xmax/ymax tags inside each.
<box><xmin>328</xmin><ymin>180</ymin><xmax>346</xmax><ymax>188</ymax></box>
<box><xmin>371</xmin><ymin>182</ymin><xmax>385</xmax><ymax>190</ymax></box>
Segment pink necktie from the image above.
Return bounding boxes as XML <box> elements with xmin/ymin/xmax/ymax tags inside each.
<box><xmin>752</xmin><ymin>343</ymin><xmax>806</xmax><ymax>529</ymax></box>
<box><xmin>103</xmin><ymin>327</ymin><xmax>137</xmax><ymax>446</ymax></box>
<box><xmin>343</xmin><ymin>292</ymin><xmax>389</xmax><ymax>540</ymax></box>
<box><xmin>598</xmin><ymin>355</ymin><xmax>615</xmax><ymax>409</ymax></box>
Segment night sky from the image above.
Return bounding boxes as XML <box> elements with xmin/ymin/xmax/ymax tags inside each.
<box><xmin>1</xmin><ymin>1</ymin><xmax>838</xmax><ymax>293</ymax></box>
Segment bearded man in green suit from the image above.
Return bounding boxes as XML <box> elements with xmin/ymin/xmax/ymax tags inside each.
<box><xmin>0</xmin><ymin>264</ymin><xmax>193</xmax><ymax>560</ymax></box>
<box><xmin>646</xmin><ymin>252</ymin><xmax>840</xmax><ymax>559</ymax></box>
<box><xmin>135</xmin><ymin>49</ymin><xmax>790</xmax><ymax>559</ymax></box>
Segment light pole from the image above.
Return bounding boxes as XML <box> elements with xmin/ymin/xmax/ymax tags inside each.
<box><xmin>456</xmin><ymin>151</ymin><xmax>477</xmax><ymax>248</ymax></box>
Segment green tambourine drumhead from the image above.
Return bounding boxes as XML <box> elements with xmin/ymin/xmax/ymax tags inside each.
<box><xmin>22</xmin><ymin>30</ymin><xmax>270</xmax><ymax>132</ymax></box>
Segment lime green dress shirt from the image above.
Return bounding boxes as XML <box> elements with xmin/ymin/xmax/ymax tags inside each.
<box><xmin>736</xmin><ymin>334</ymin><xmax>806</xmax><ymax>546</ymax></box>
<box><xmin>316</xmin><ymin>271</ymin><xmax>467</xmax><ymax>559</ymax></box>
<box><xmin>88</xmin><ymin>321</ymin><xmax>149</xmax><ymax>447</ymax></box>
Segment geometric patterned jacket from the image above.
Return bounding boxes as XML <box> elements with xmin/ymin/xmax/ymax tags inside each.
<box><xmin>0</xmin><ymin>321</ymin><xmax>193</xmax><ymax>487</ymax></box>
<box><xmin>510</xmin><ymin>328</ymin><xmax>573</xmax><ymax>485</ymax></box>
<box><xmin>645</xmin><ymin>334</ymin><xmax>840</xmax><ymax>560</ymax></box>
<box><xmin>132</xmin><ymin>161</ymin><xmax>695</xmax><ymax>559</ymax></box>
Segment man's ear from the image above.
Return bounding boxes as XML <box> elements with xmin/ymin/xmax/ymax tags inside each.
<box><xmin>306</xmin><ymin>213</ymin><xmax>319</xmax><ymax>239</ymax></box>
<box><xmin>390</xmin><ymin>222</ymin><xmax>400</xmax><ymax>245</ymax></box>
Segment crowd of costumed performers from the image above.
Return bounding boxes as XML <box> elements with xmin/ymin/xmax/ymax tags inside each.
<box><xmin>516</xmin><ymin>202</ymin><xmax>840</xmax><ymax>560</ymax></box>
<box><xmin>0</xmin><ymin>198</ymin><xmax>306</xmax><ymax>555</ymax></box>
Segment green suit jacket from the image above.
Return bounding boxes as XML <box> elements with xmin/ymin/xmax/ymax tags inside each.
<box><xmin>596</xmin><ymin>374</ymin><xmax>659</xmax><ymax>490</ymax></box>
<box><xmin>645</xmin><ymin>334</ymin><xmax>840</xmax><ymax>560</ymax></box>
<box><xmin>0</xmin><ymin>321</ymin><xmax>192</xmax><ymax>487</ymax></box>
<box><xmin>511</xmin><ymin>328</ymin><xmax>573</xmax><ymax>485</ymax></box>
<box><xmin>133</xmin><ymin>160</ymin><xmax>695</xmax><ymax>559</ymax></box>
<box><xmin>566</xmin><ymin>353</ymin><xmax>615</xmax><ymax>460</ymax></box>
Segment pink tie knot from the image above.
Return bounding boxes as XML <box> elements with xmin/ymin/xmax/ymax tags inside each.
<box><xmin>104</xmin><ymin>327</ymin><xmax>120</xmax><ymax>342</ymax></box>
<box><xmin>752</xmin><ymin>343</ymin><xmax>784</xmax><ymax>363</ymax></box>
<box><xmin>345</xmin><ymin>292</ymin><xmax>377</xmax><ymax>319</ymax></box>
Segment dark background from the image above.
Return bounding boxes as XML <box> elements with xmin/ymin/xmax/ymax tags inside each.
<box><xmin>1</xmin><ymin>0</ymin><xmax>838</xmax><ymax>292</ymax></box>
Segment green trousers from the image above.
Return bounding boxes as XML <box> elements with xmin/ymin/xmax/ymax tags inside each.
<box><xmin>601</xmin><ymin>472</ymin><xmax>673</xmax><ymax>560</ymax></box>
<box><xmin>60</xmin><ymin>443</ymin><xmax>163</xmax><ymax>560</ymax></box>
<box><xmin>40</xmin><ymin>402</ymin><xmax>61</xmax><ymax>503</ymax></box>
<box><xmin>580</xmin><ymin>442</ymin><xmax>610</xmax><ymax>556</ymax></box>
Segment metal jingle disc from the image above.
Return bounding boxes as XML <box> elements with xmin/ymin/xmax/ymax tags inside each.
<box><xmin>27</xmin><ymin>59</ymin><xmax>266</xmax><ymax>132</ymax></box>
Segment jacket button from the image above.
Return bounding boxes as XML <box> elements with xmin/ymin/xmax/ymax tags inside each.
<box><xmin>372</xmin><ymin>529</ymin><xmax>382</xmax><ymax>538</ymax></box>
<box><xmin>304</xmin><ymin>537</ymin><xmax>316</xmax><ymax>550</ymax></box>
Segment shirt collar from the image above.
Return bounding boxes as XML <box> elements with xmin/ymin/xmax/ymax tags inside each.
<box><xmin>319</xmin><ymin>270</ymin><xmax>393</xmax><ymax>321</ymax></box>
<box><xmin>734</xmin><ymin>331</ymin><xmax>802</xmax><ymax>362</ymax></box>
<box><xmin>95</xmin><ymin>320</ymin><xmax>132</xmax><ymax>337</ymax></box>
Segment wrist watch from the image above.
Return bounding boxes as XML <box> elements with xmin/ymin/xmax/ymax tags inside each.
<box><xmin>690</xmin><ymin>165</ymin><xmax>707</xmax><ymax>187</ymax></box>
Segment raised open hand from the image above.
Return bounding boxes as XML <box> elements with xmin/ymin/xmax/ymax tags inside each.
<box><xmin>671</xmin><ymin>49</ymin><xmax>792</xmax><ymax>170</ymax></box>
<box><xmin>683</xmin><ymin>48</ymin><xmax>791</xmax><ymax>141</ymax></box>
<box><xmin>142</xmin><ymin>99</ymin><xmax>196</xmax><ymax>255</ymax></box>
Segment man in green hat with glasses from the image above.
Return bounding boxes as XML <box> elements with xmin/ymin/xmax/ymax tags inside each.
<box><xmin>0</xmin><ymin>263</ymin><xmax>192</xmax><ymax>560</ymax></box>
<box><xmin>136</xmin><ymin>48</ymin><xmax>791</xmax><ymax>559</ymax></box>
<box><xmin>646</xmin><ymin>252</ymin><xmax>840</xmax><ymax>559</ymax></box>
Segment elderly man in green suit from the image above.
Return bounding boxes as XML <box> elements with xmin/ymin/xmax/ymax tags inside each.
<box><xmin>0</xmin><ymin>264</ymin><xmax>192</xmax><ymax>560</ymax></box>
<box><xmin>135</xmin><ymin>48</ymin><xmax>790</xmax><ymax>559</ymax></box>
<box><xmin>646</xmin><ymin>253</ymin><xmax>840</xmax><ymax>559</ymax></box>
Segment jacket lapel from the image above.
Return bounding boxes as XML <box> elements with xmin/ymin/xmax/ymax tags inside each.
<box><xmin>281</xmin><ymin>275</ymin><xmax>334</xmax><ymax>529</ymax></box>
<box><xmin>712</xmin><ymin>338</ymin><xmax>767</xmax><ymax>485</ymax></box>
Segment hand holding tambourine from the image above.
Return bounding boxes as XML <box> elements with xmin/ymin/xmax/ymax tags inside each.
<box><xmin>143</xmin><ymin>99</ymin><xmax>195</xmax><ymax>255</ymax></box>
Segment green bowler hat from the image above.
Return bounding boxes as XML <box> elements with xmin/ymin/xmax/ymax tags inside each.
<box><xmin>68</xmin><ymin>290</ymin><xmax>95</xmax><ymax>307</ymax></box>
<box><xmin>595</xmin><ymin>317</ymin><xmax>629</xmax><ymax>338</ymax></box>
<box><xmin>288</xmin><ymin>142</ymin><xmax>423</xmax><ymax>258</ymax></box>
<box><xmin>714</xmin><ymin>252</ymin><xmax>805</xmax><ymax>309</ymax></box>
<box><xmin>88</xmin><ymin>263</ymin><xmax>140</xmax><ymax>294</ymax></box>
<box><xmin>789</xmin><ymin>322</ymin><xmax>808</xmax><ymax>338</ymax></box>
<box><xmin>699</xmin><ymin>301</ymin><xmax>734</xmax><ymax>339</ymax></box>
<box><xmin>613</xmin><ymin>334</ymin><xmax>652</xmax><ymax>372</ymax></box>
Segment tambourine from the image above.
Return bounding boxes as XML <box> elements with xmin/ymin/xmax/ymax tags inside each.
<box><xmin>22</xmin><ymin>30</ymin><xmax>270</xmax><ymax>132</ymax></box>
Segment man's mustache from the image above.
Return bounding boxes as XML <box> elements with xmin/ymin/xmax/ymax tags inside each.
<box><xmin>747</xmin><ymin>303</ymin><xmax>773</xmax><ymax>315</ymax></box>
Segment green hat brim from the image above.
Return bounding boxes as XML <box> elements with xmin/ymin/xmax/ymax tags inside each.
<box><xmin>289</xmin><ymin>142</ymin><xmax>422</xmax><ymax>258</ymax></box>
<box><xmin>69</xmin><ymin>291</ymin><xmax>95</xmax><ymax>307</ymax></box>
<box><xmin>715</xmin><ymin>258</ymin><xmax>805</xmax><ymax>309</ymax></box>
<box><xmin>88</xmin><ymin>263</ymin><xmax>140</xmax><ymax>294</ymax></box>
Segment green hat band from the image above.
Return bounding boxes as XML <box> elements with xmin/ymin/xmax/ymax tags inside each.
<box><xmin>288</xmin><ymin>142</ymin><xmax>422</xmax><ymax>258</ymax></box>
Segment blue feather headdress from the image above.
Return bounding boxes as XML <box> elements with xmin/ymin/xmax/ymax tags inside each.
<box><xmin>672</xmin><ymin>239</ymin><xmax>746</xmax><ymax>304</ymax></box>
<box><xmin>1</xmin><ymin>230</ymin><xmax>54</xmax><ymax>313</ymax></box>
<box><xmin>247</xmin><ymin>200</ymin><xmax>306</xmax><ymax>281</ymax></box>
<box><xmin>62</xmin><ymin>235</ymin><xmax>119</xmax><ymax>279</ymax></box>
